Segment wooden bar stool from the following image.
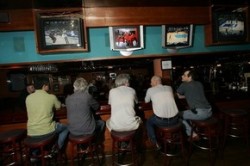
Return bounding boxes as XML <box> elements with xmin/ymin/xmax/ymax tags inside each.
<box><xmin>111</xmin><ymin>130</ymin><xmax>137</xmax><ymax>166</ymax></box>
<box><xmin>69</xmin><ymin>133</ymin><xmax>101</xmax><ymax>166</ymax></box>
<box><xmin>221</xmin><ymin>109</ymin><xmax>249</xmax><ymax>149</ymax></box>
<box><xmin>0</xmin><ymin>129</ymin><xmax>26</xmax><ymax>165</ymax></box>
<box><xmin>155</xmin><ymin>122</ymin><xmax>188</xmax><ymax>166</ymax></box>
<box><xmin>23</xmin><ymin>133</ymin><xmax>58</xmax><ymax>166</ymax></box>
<box><xmin>189</xmin><ymin>117</ymin><xmax>221</xmax><ymax>166</ymax></box>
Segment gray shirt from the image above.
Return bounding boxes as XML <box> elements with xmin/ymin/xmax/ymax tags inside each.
<box><xmin>177</xmin><ymin>81</ymin><xmax>211</xmax><ymax>109</ymax></box>
<box><xmin>66</xmin><ymin>90</ymin><xmax>99</xmax><ymax>136</ymax></box>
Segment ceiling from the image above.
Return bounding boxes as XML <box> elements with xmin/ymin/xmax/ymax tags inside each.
<box><xmin>1</xmin><ymin>0</ymin><xmax>249</xmax><ymax>9</ymax></box>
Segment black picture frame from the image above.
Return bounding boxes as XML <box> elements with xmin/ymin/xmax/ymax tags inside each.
<box><xmin>34</xmin><ymin>9</ymin><xmax>88</xmax><ymax>54</ymax></box>
<box><xmin>212</xmin><ymin>11</ymin><xmax>247</xmax><ymax>43</ymax></box>
<box><xmin>162</xmin><ymin>24</ymin><xmax>193</xmax><ymax>48</ymax></box>
<box><xmin>109</xmin><ymin>25</ymin><xmax>144</xmax><ymax>51</ymax></box>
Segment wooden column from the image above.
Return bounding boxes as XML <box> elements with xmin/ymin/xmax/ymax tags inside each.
<box><xmin>153</xmin><ymin>59</ymin><xmax>172</xmax><ymax>85</ymax></box>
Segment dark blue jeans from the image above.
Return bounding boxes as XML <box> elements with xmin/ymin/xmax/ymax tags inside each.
<box><xmin>146</xmin><ymin>114</ymin><xmax>179</xmax><ymax>144</ymax></box>
<box><xmin>95</xmin><ymin>120</ymin><xmax>106</xmax><ymax>143</ymax></box>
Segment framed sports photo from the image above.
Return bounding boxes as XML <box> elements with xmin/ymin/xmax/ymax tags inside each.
<box><xmin>162</xmin><ymin>24</ymin><xmax>193</xmax><ymax>48</ymax></box>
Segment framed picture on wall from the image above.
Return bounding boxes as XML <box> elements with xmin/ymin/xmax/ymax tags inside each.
<box><xmin>162</xmin><ymin>24</ymin><xmax>193</xmax><ymax>48</ymax></box>
<box><xmin>34</xmin><ymin>9</ymin><xmax>88</xmax><ymax>54</ymax></box>
<box><xmin>212</xmin><ymin>11</ymin><xmax>247</xmax><ymax>43</ymax></box>
<box><xmin>109</xmin><ymin>25</ymin><xmax>144</xmax><ymax>51</ymax></box>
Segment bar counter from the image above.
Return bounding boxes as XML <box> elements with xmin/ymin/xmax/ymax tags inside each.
<box><xmin>0</xmin><ymin>101</ymin><xmax>154</xmax><ymax>157</ymax></box>
<box><xmin>0</xmin><ymin>97</ymin><xmax>250</xmax><ymax>157</ymax></box>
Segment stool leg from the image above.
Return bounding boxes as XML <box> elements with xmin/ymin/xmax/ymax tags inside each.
<box><xmin>89</xmin><ymin>144</ymin><xmax>95</xmax><ymax>165</ymax></box>
<box><xmin>244</xmin><ymin>119</ymin><xmax>249</xmax><ymax>148</ymax></box>
<box><xmin>70</xmin><ymin>142</ymin><xmax>75</xmax><ymax>166</ymax></box>
<box><xmin>112</xmin><ymin>140</ymin><xmax>116</xmax><ymax>166</ymax></box>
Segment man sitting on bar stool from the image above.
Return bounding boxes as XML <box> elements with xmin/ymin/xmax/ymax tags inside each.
<box><xmin>176</xmin><ymin>69</ymin><xmax>212</xmax><ymax>140</ymax></box>
<box><xmin>106</xmin><ymin>74</ymin><xmax>143</xmax><ymax>147</ymax></box>
<box><xmin>26</xmin><ymin>77</ymin><xmax>69</xmax><ymax>159</ymax></box>
<box><xmin>66</xmin><ymin>77</ymin><xmax>105</xmax><ymax>145</ymax></box>
<box><xmin>145</xmin><ymin>75</ymin><xmax>179</xmax><ymax>150</ymax></box>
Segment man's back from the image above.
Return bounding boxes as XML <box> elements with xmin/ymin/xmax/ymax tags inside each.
<box><xmin>26</xmin><ymin>90</ymin><xmax>61</xmax><ymax>136</ymax></box>
<box><xmin>66</xmin><ymin>90</ymin><xmax>99</xmax><ymax>135</ymax></box>
<box><xmin>145</xmin><ymin>84</ymin><xmax>178</xmax><ymax>118</ymax></box>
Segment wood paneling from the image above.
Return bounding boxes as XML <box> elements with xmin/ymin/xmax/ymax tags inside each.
<box><xmin>0</xmin><ymin>9</ymin><xmax>33</xmax><ymax>31</ymax></box>
<box><xmin>85</xmin><ymin>7</ymin><xmax>210</xmax><ymax>27</ymax></box>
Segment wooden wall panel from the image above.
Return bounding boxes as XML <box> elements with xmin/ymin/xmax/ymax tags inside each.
<box><xmin>85</xmin><ymin>7</ymin><xmax>210</xmax><ymax>27</ymax></box>
<box><xmin>0</xmin><ymin>9</ymin><xmax>33</xmax><ymax>31</ymax></box>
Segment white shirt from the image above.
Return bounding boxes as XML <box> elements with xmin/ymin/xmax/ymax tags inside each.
<box><xmin>106</xmin><ymin>86</ymin><xmax>141</xmax><ymax>131</ymax></box>
<box><xmin>145</xmin><ymin>84</ymin><xmax>178</xmax><ymax>118</ymax></box>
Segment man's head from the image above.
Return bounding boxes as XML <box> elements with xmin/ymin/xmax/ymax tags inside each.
<box><xmin>181</xmin><ymin>69</ymin><xmax>197</xmax><ymax>82</ymax></box>
<box><xmin>73</xmin><ymin>77</ymin><xmax>88</xmax><ymax>92</ymax></box>
<box><xmin>115</xmin><ymin>74</ymin><xmax>130</xmax><ymax>87</ymax></box>
<box><xmin>150</xmin><ymin>75</ymin><xmax>162</xmax><ymax>87</ymax></box>
<box><xmin>26</xmin><ymin>84</ymin><xmax>35</xmax><ymax>94</ymax></box>
<box><xmin>34</xmin><ymin>77</ymin><xmax>50</xmax><ymax>91</ymax></box>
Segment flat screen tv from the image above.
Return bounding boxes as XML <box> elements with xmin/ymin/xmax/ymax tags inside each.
<box><xmin>109</xmin><ymin>25</ymin><xmax>144</xmax><ymax>51</ymax></box>
<box><xmin>212</xmin><ymin>11</ymin><xmax>247</xmax><ymax>42</ymax></box>
<box><xmin>162</xmin><ymin>24</ymin><xmax>193</xmax><ymax>48</ymax></box>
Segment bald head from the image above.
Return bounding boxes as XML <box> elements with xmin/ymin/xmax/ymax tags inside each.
<box><xmin>150</xmin><ymin>75</ymin><xmax>162</xmax><ymax>87</ymax></box>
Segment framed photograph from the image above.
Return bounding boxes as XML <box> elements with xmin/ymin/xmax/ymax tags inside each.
<box><xmin>212</xmin><ymin>11</ymin><xmax>247</xmax><ymax>43</ymax></box>
<box><xmin>162</xmin><ymin>24</ymin><xmax>193</xmax><ymax>48</ymax></box>
<box><xmin>34</xmin><ymin>10</ymin><xmax>88</xmax><ymax>54</ymax></box>
<box><xmin>109</xmin><ymin>25</ymin><xmax>144</xmax><ymax>51</ymax></box>
<box><xmin>161</xmin><ymin>60</ymin><xmax>172</xmax><ymax>70</ymax></box>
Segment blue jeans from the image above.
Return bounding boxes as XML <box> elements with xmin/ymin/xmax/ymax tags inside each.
<box><xmin>146</xmin><ymin>114</ymin><xmax>179</xmax><ymax>144</ymax></box>
<box><xmin>180</xmin><ymin>108</ymin><xmax>212</xmax><ymax>136</ymax></box>
<box><xmin>55</xmin><ymin>122</ymin><xmax>69</xmax><ymax>149</ymax></box>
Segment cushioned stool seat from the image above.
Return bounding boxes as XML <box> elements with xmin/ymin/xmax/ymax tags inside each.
<box><xmin>23</xmin><ymin>133</ymin><xmax>58</xmax><ymax>166</ymax></box>
<box><xmin>69</xmin><ymin>133</ymin><xmax>101</xmax><ymax>166</ymax></box>
<box><xmin>111</xmin><ymin>130</ymin><xmax>137</xmax><ymax>166</ymax></box>
<box><xmin>0</xmin><ymin>129</ymin><xmax>26</xmax><ymax>165</ymax></box>
<box><xmin>156</xmin><ymin>122</ymin><xmax>187</xmax><ymax>166</ymax></box>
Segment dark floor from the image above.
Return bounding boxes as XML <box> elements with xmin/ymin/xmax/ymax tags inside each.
<box><xmin>80</xmin><ymin>137</ymin><xmax>250</xmax><ymax>166</ymax></box>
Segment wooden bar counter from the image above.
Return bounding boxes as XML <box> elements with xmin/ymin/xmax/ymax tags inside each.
<box><xmin>1</xmin><ymin>98</ymin><xmax>250</xmax><ymax>159</ymax></box>
<box><xmin>0</xmin><ymin>101</ymin><xmax>154</xmax><ymax>158</ymax></box>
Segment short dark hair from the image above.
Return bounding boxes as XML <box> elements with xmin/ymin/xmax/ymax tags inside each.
<box><xmin>187</xmin><ymin>69</ymin><xmax>198</xmax><ymax>81</ymax></box>
<box><xmin>34</xmin><ymin>77</ymin><xmax>49</xmax><ymax>89</ymax></box>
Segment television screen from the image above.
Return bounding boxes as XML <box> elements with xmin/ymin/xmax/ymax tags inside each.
<box><xmin>40</xmin><ymin>17</ymin><xmax>84</xmax><ymax>50</ymax></box>
<box><xmin>109</xmin><ymin>25</ymin><xmax>144</xmax><ymax>51</ymax></box>
<box><xmin>162</xmin><ymin>24</ymin><xmax>193</xmax><ymax>48</ymax></box>
<box><xmin>213</xmin><ymin>11</ymin><xmax>246</xmax><ymax>42</ymax></box>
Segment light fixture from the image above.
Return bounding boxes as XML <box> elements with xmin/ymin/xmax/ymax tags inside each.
<box><xmin>120</xmin><ymin>50</ymin><xmax>133</xmax><ymax>56</ymax></box>
<box><xmin>167</xmin><ymin>48</ymin><xmax>178</xmax><ymax>53</ymax></box>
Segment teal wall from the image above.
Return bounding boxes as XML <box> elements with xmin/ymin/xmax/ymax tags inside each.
<box><xmin>1</xmin><ymin>25</ymin><xmax>250</xmax><ymax>65</ymax></box>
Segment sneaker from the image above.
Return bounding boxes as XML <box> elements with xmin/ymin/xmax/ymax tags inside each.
<box><xmin>155</xmin><ymin>142</ymin><xmax>161</xmax><ymax>151</ymax></box>
<box><xmin>44</xmin><ymin>147</ymin><xmax>59</xmax><ymax>159</ymax></box>
<box><xmin>188</xmin><ymin>134</ymin><xmax>200</xmax><ymax>142</ymax></box>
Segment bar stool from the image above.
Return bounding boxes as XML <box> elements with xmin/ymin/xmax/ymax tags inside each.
<box><xmin>111</xmin><ymin>130</ymin><xmax>137</xmax><ymax>166</ymax></box>
<box><xmin>68</xmin><ymin>133</ymin><xmax>101</xmax><ymax>166</ymax></box>
<box><xmin>0</xmin><ymin>129</ymin><xmax>26</xmax><ymax>165</ymax></box>
<box><xmin>221</xmin><ymin>109</ymin><xmax>249</xmax><ymax>149</ymax></box>
<box><xmin>23</xmin><ymin>133</ymin><xmax>58</xmax><ymax>166</ymax></box>
<box><xmin>189</xmin><ymin>117</ymin><xmax>221</xmax><ymax>166</ymax></box>
<box><xmin>155</xmin><ymin>122</ymin><xmax>188</xmax><ymax>166</ymax></box>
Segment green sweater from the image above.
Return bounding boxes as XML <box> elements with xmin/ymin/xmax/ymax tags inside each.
<box><xmin>26</xmin><ymin>90</ymin><xmax>61</xmax><ymax>136</ymax></box>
